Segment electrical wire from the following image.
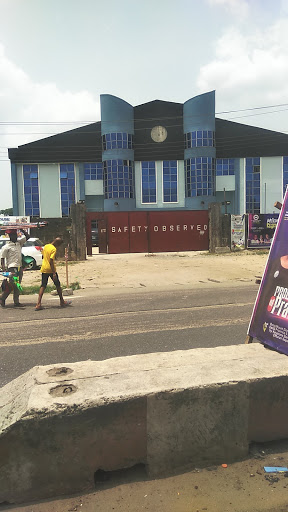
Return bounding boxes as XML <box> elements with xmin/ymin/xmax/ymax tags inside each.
<box><xmin>2</xmin><ymin>101</ymin><xmax>288</xmax><ymax>123</ymax></box>
<box><xmin>0</xmin><ymin>100</ymin><xmax>288</xmax><ymax>127</ymax></box>
<box><xmin>3</xmin><ymin>126</ymin><xmax>288</xmax><ymax>152</ymax></box>
<box><xmin>4</xmin><ymin>129</ymin><xmax>288</xmax><ymax>154</ymax></box>
<box><xmin>1</xmin><ymin>113</ymin><xmax>288</xmax><ymax>140</ymax></box>
<box><xmin>1</xmin><ymin>101</ymin><xmax>288</xmax><ymax>160</ymax></box>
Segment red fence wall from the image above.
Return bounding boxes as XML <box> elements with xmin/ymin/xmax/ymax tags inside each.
<box><xmin>147</xmin><ymin>211</ymin><xmax>208</xmax><ymax>252</ymax></box>
<box><xmin>86</xmin><ymin>211</ymin><xmax>208</xmax><ymax>254</ymax></box>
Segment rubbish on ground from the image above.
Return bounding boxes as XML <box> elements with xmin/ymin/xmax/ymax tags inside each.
<box><xmin>264</xmin><ymin>466</ymin><xmax>288</xmax><ymax>473</ymax></box>
<box><xmin>221</xmin><ymin>464</ymin><xmax>228</xmax><ymax>468</ymax></box>
<box><xmin>265</xmin><ymin>474</ymin><xmax>280</xmax><ymax>484</ymax></box>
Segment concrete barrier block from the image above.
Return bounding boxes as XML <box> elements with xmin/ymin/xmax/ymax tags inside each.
<box><xmin>147</xmin><ymin>382</ymin><xmax>249</xmax><ymax>476</ymax></box>
<box><xmin>0</xmin><ymin>395</ymin><xmax>146</xmax><ymax>503</ymax></box>
<box><xmin>62</xmin><ymin>288</ymin><xmax>73</xmax><ymax>295</ymax></box>
<box><xmin>2</xmin><ymin>344</ymin><xmax>288</xmax><ymax>503</ymax></box>
<box><xmin>249</xmin><ymin>375</ymin><xmax>288</xmax><ymax>442</ymax></box>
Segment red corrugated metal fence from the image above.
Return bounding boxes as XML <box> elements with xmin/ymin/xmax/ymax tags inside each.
<box><xmin>86</xmin><ymin>211</ymin><xmax>208</xmax><ymax>254</ymax></box>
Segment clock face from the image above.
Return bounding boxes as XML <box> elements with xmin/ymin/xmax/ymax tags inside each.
<box><xmin>151</xmin><ymin>125</ymin><xmax>167</xmax><ymax>143</ymax></box>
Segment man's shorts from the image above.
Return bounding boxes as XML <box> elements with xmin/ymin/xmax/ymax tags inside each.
<box><xmin>41</xmin><ymin>272</ymin><xmax>61</xmax><ymax>288</ymax></box>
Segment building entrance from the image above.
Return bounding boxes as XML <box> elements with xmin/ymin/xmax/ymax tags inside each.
<box><xmin>86</xmin><ymin>211</ymin><xmax>209</xmax><ymax>255</ymax></box>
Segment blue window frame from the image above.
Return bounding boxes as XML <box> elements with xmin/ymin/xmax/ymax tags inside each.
<box><xmin>103</xmin><ymin>159</ymin><xmax>134</xmax><ymax>199</ymax></box>
<box><xmin>84</xmin><ymin>163</ymin><xmax>103</xmax><ymax>180</ymax></box>
<box><xmin>216</xmin><ymin>158</ymin><xmax>235</xmax><ymax>176</ymax></box>
<box><xmin>246</xmin><ymin>157</ymin><xmax>260</xmax><ymax>214</ymax></box>
<box><xmin>283</xmin><ymin>157</ymin><xmax>288</xmax><ymax>196</ymax></box>
<box><xmin>60</xmin><ymin>163</ymin><xmax>75</xmax><ymax>216</ymax></box>
<box><xmin>23</xmin><ymin>164</ymin><xmax>40</xmax><ymax>216</ymax></box>
<box><xmin>102</xmin><ymin>133</ymin><xmax>133</xmax><ymax>150</ymax></box>
<box><xmin>163</xmin><ymin>161</ymin><xmax>178</xmax><ymax>203</ymax></box>
<box><xmin>185</xmin><ymin>157</ymin><xmax>215</xmax><ymax>197</ymax></box>
<box><xmin>185</xmin><ymin>130</ymin><xmax>215</xmax><ymax>148</ymax></box>
<box><xmin>141</xmin><ymin>161</ymin><xmax>156</xmax><ymax>203</ymax></box>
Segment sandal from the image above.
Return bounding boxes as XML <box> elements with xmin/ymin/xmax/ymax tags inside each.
<box><xmin>61</xmin><ymin>300</ymin><xmax>72</xmax><ymax>307</ymax></box>
<box><xmin>35</xmin><ymin>305</ymin><xmax>44</xmax><ymax>311</ymax></box>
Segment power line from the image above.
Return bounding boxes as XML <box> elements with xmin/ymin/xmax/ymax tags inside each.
<box><xmin>3</xmin><ymin>128</ymin><xmax>288</xmax><ymax>152</ymax></box>
<box><xmin>223</xmin><ymin>107</ymin><xmax>288</xmax><ymax>121</ymax></box>
<box><xmin>217</xmin><ymin>102</ymin><xmax>288</xmax><ymax>114</ymax></box>
<box><xmin>0</xmin><ymin>101</ymin><xmax>288</xmax><ymax>127</ymax></box>
<box><xmin>1</xmin><ymin>109</ymin><xmax>288</xmax><ymax>140</ymax></box>
<box><xmin>1</xmin><ymin>111</ymin><xmax>288</xmax><ymax>157</ymax></box>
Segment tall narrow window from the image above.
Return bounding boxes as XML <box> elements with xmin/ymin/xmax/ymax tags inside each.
<box><xmin>163</xmin><ymin>161</ymin><xmax>178</xmax><ymax>203</ymax></box>
<box><xmin>185</xmin><ymin>157</ymin><xmax>215</xmax><ymax>197</ymax></box>
<box><xmin>142</xmin><ymin>161</ymin><xmax>156</xmax><ymax>203</ymax></box>
<box><xmin>246</xmin><ymin>157</ymin><xmax>260</xmax><ymax>214</ymax></box>
<box><xmin>103</xmin><ymin>159</ymin><xmax>134</xmax><ymax>199</ymax></box>
<box><xmin>60</xmin><ymin>163</ymin><xmax>75</xmax><ymax>216</ymax></box>
<box><xmin>23</xmin><ymin>164</ymin><xmax>40</xmax><ymax>216</ymax></box>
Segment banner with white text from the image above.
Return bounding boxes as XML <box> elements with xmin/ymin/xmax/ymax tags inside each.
<box><xmin>248</xmin><ymin>188</ymin><xmax>288</xmax><ymax>355</ymax></box>
<box><xmin>247</xmin><ymin>213</ymin><xmax>278</xmax><ymax>248</ymax></box>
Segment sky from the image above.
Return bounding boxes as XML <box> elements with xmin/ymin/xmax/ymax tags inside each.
<box><xmin>1</xmin><ymin>0</ymin><xmax>288</xmax><ymax>209</ymax></box>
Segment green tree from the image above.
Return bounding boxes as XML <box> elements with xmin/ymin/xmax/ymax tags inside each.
<box><xmin>0</xmin><ymin>208</ymin><xmax>13</xmax><ymax>215</ymax></box>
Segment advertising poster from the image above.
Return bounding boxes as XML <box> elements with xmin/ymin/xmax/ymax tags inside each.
<box><xmin>248</xmin><ymin>188</ymin><xmax>288</xmax><ymax>355</ymax></box>
<box><xmin>247</xmin><ymin>213</ymin><xmax>278</xmax><ymax>248</ymax></box>
<box><xmin>231</xmin><ymin>215</ymin><xmax>245</xmax><ymax>250</ymax></box>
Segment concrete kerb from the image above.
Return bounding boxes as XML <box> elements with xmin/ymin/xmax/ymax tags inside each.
<box><xmin>1</xmin><ymin>344</ymin><xmax>288</xmax><ymax>503</ymax></box>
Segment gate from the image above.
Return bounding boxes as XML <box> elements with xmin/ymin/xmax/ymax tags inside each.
<box><xmin>86</xmin><ymin>211</ymin><xmax>209</xmax><ymax>255</ymax></box>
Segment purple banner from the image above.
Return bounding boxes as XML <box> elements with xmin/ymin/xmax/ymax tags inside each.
<box><xmin>247</xmin><ymin>213</ymin><xmax>278</xmax><ymax>248</ymax></box>
<box><xmin>248</xmin><ymin>189</ymin><xmax>288</xmax><ymax>355</ymax></box>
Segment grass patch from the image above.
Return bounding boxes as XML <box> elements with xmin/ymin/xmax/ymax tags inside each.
<box><xmin>246</xmin><ymin>249</ymin><xmax>270</xmax><ymax>255</ymax></box>
<box><xmin>21</xmin><ymin>281</ymin><xmax>81</xmax><ymax>295</ymax></box>
<box><xmin>203</xmin><ymin>249</ymin><xmax>269</xmax><ymax>257</ymax></box>
<box><xmin>57</xmin><ymin>260</ymin><xmax>81</xmax><ymax>267</ymax></box>
<box><xmin>69</xmin><ymin>281</ymin><xmax>81</xmax><ymax>290</ymax></box>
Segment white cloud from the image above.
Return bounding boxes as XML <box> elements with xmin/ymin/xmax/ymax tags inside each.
<box><xmin>207</xmin><ymin>0</ymin><xmax>250</xmax><ymax>19</ymax></box>
<box><xmin>0</xmin><ymin>42</ymin><xmax>100</xmax><ymax>146</ymax></box>
<box><xmin>196</xmin><ymin>19</ymin><xmax>288</xmax><ymax>130</ymax></box>
<box><xmin>0</xmin><ymin>43</ymin><xmax>100</xmax><ymax>209</ymax></box>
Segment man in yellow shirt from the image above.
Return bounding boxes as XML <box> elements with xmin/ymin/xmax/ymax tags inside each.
<box><xmin>35</xmin><ymin>237</ymin><xmax>71</xmax><ymax>311</ymax></box>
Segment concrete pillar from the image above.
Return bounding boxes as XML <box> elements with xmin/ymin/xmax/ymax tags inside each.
<box><xmin>70</xmin><ymin>202</ymin><xmax>86</xmax><ymax>260</ymax></box>
<box><xmin>208</xmin><ymin>202</ymin><xmax>221</xmax><ymax>252</ymax></box>
<box><xmin>209</xmin><ymin>203</ymin><xmax>231</xmax><ymax>252</ymax></box>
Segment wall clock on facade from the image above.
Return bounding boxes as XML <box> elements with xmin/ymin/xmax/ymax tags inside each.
<box><xmin>151</xmin><ymin>125</ymin><xmax>167</xmax><ymax>143</ymax></box>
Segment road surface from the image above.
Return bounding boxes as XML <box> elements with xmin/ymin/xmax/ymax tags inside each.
<box><xmin>0</xmin><ymin>284</ymin><xmax>259</xmax><ymax>387</ymax></box>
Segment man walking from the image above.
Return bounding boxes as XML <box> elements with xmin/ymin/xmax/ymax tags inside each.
<box><xmin>35</xmin><ymin>236</ymin><xmax>71</xmax><ymax>311</ymax></box>
<box><xmin>0</xmin><ymin>228</ymin><xmax>29</xmax><ymax>307</ymax></box>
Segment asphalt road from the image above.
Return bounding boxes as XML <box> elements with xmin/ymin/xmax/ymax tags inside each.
<box><xmin>0</xmin><ymin>284</ymin><xmax>259</xmax><ymax>387</ymax></box>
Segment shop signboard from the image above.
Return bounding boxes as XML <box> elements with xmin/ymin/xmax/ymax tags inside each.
<box><xmin>0</xmin><ymin>215</ymin><xmax>30</xmax><ymax>225</ymax></box>
<box><xmin>0</xmin><ymin>215</ymin><xmax>30</xmax><ymax>236</ymax></box>
<box><xmin>247</xmin><ymin>213</ymin><xmax>278</xmax><ymax>248</ymax></box>
<box><xmin>248</xmin><ymin>188</ymin><xmax>288</xmax><ymax>355</ymax></box>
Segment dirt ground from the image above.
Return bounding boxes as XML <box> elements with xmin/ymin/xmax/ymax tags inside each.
<box><xmin>6</xmin><ymin>249</ymin><xmax>288</xmax><ymax>512</ymax></box>
<box><xmin>22</xmin><ymin>249</ymin><xmax>268</xmax><ymax>292</ymax></box>
<box><xmin>5</xmin><ymin>441</ymin><xmax>288</xmax><ymax>512</ymax></box>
